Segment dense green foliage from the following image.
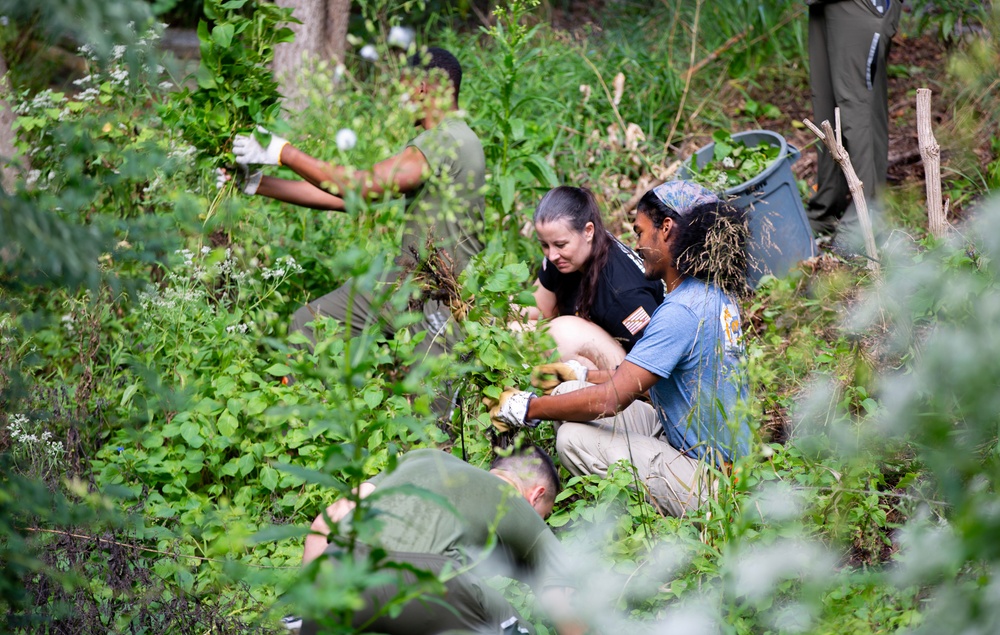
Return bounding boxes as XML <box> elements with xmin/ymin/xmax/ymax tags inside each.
<box><xmin>686</xmin><ymin>130</ymin><xmax>782</xmax><ymax>190</ymax></box>
<box><xmin>3</xmin><ymin>0</ymin><xmax>1000</xmax><ymax>633</ymax></box>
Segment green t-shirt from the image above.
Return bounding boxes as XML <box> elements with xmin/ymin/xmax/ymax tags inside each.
<box><xmin>360</xmin><ymin>449</ymin><xmax>574</xmax><ymax>590</ymax></box>
<box><xmin>402</xmin><ymin>115</ymin><xmax>486</xmax><ymax>274</ymax></box>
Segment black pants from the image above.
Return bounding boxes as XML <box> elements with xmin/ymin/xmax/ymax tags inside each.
<box><xmin>300</xmin><ymin>548</ymin><xmax>533</xmax><ymax>635</ymax></box>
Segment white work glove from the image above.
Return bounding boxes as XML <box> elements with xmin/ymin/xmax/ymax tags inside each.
<box><xmin>482</xmin><ymin>389</ymin><xmax>539</xmax><ymax>432</ymax></box>
<box><xmin>531</xmin><ymin>360</ymin><xmax>589</xmax><ymax>395</ymax></box>
<box><xmin>216</xmin><ymin>166</ymin><xmax>262</xmax><ymax>195</ymax></box>
<box><xmin>233</xmin><ymin>126</ymin><xmax>289</xmax><ymax>166</ymax></box>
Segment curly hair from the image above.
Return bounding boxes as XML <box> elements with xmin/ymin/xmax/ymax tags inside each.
<box><xmin>636</xmin><ymin>190</ymin><xmax>751</xmax><ymax>298</ymax></box>
<box><xmin>533</xmin><ymin>186</ymin><xmax>613</xmax><ymax>321</ymax></box>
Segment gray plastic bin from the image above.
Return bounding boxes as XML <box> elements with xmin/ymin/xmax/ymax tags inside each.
<box><xmin>680</xmin><ymin>130</ymin><xmax>816</xmax><ymax>287</ymax></box>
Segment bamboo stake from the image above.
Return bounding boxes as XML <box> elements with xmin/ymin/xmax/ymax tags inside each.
<box><xmin>803</xmin><ymin>117</ymin><xmax>880</xmax><ymax>274</ymax></box>
<box><xmin>916</xmin><ymin>88</ymin><xmax>948</xmax><ymax>238</ymax></box>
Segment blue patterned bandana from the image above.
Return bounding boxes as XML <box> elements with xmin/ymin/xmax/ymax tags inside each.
<box><xmin>651</xmin><ymin>180</ymin><xmax>719</xmax><ymax>216</ymax></box>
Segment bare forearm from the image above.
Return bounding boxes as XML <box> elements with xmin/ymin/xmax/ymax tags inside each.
<box><xmin>527</xmin><ymin>382</ymin><xmax>628</xmax><ymax>422</ymax></box>
<box><xmin>256</xmin><ymin>176</ymin><xmax>346</xmax><ymax>211</ymax></box>
<box><xmin>279</xmin><ymin>145</ymin><xmax>379</xmax><ymax>198</ymax></box>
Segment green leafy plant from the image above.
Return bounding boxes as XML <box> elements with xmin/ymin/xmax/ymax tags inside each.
<box><xmin>164</xmin><ymin>0</ymin><xmax>296</xmax><ymax>164</ymax></box>
<box><xmin>687</xmin><ymin>130</ymin><xmax>780</xmax><ymax>191</ymax></box>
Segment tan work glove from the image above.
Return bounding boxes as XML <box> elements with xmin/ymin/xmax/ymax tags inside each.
<box><xmin>482</xmin><ymin>389</ymin><xmax>537</xmax><ymax>432</ymax></box>
<box><xmin>531</xmin><ymin>360</ymin><xmax>589</xmax><ymax>395</ymax></box>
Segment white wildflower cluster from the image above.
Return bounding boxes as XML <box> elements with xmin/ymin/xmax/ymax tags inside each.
<box><xmin>25</xmin><ymin>169</ymin><xmax>55</xmax><ymax>190</ymax></box>
<box><xmin>77</xmin><ymin>43</ymin><xmax>98</xmax><ymax>61</ymax></box>
<box><xmin>138</xmin><ymin>284</ymin><xmax>206</xmax><ymax>311</ymax></box>
<box><xmin>217</xmin><ymin>248</ymin><xmax>251</xmax><ymax>283</ymax></box>
<box><xmin>714</xmin><ymin>173</ymin><xmax>729</xmax><ymax>189</ymax></box>
<box><xmin>1</xmin><ymin>16</ymin><xmax>9</xmax><ymax>27</ymax></box>
<box><xmin>360</xmin><ymin>44</ymin><xmax>379</xmax><ymax>62</ymax></box>
<box><xmin>61</xmin><ymin>314</ymin><xmax>76</xmax><ymax>336</ymax></box>
<box><xmin>387</xmin><ymin>26</ymin><xmax>415</xmax><ymax>50</ymax></box>
<box><xmin>335</xmin><ymin>128</ymin><xmax>357</xmax><ymax>151</ymax></box>
<box><xmin>112</xmin><ymin>44</ymin><xmax>127</xmax><ymax>61</ymax></box>
<box><xmin>109</xmin><ymin>68</ymin><xmax>130</xmax><ymax>89</ymax></box>
<box><xmin>7</xmin><ymin>414</ymin><xmax>65</xmax><ymax>460</ymax></box>
<box><xmin>226</xmin><ymin>323</ymin><xmax>249</xmax><ymax>334</ymax></box>
<box><xmin>168</xmin><ymin>143</ymin><xmax>197</xmax><ymax>161</ymax></box>
<box><xmin>0</xmin><ymin>314</ymin><xmax>12</xmax><ymax>345</ymax></box>
<box><xmin>13</xmin><ymin>89</ymin><xmax>65</xmax><ymax>116</ymax></box>
<box><xmin>260</xmin><ymin>256</ymin><xmax>304</xmax><ymax>280</ymax></box>
<box><xmin>176</xmin><ymin>248</ymin><xmax>196</xmax><ymax>267</ymax></box>
<box><xmin>722</xmin><ymin>157</ymin><xmax>736</xmax><ymax>169</ymax></box>
<box><xmin>143</xmin><ymin>175</ymin><xmax>163</xmax><ymax>195</ymax></box>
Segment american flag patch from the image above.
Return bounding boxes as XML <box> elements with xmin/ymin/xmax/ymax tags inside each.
<box><xmin>622</xmin><ymin>306</ymin><xmax>651</xmax><ymax>335</ymax></box>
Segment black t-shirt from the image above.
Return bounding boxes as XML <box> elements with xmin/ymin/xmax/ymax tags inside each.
<box><xmin>537</xmin><ymin>236</ymin><xmax>665</xmax><ymax>351</ymax></box>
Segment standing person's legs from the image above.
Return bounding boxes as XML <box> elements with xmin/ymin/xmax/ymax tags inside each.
<box><xmin>807</xmin><ymin>2</ymin><xmax>850</xmax><ymax>236</ymax></box>
<box><xmin>551</xmin><ymin>381</ymin><xmax>710</xmax><ymax>517</ymax></box>
<box><xmin>816</xmin><ymin>0</ymin><xmax>901</xmax><ymax>244</ymax></box>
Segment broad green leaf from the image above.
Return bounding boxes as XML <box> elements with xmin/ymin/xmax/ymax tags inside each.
<box><xmin>180</xmin><ymin>421</ymin><xmax>204</xmax><ymax>448</ymax></box>
<box><xmin>260</xmin><ymin>465</ymin><xmax>279</xmax><ymax>491</ymax></box>
<box><xmin>265</xmin><ymin>363</ymin><xmax>292</xmax><ymax>376</ymax></box>
<box><xmin>237</xmin><ymin>453</ymin><xmax>255</xmax><ymax>477</ymax></box>
<box><xmin>121</xmin><ymin>383</ymin><xmax>140</xmax><ymax>407</ymax></box>
<box><xmin>212</xmin><ymin>23</ymin><xmax>235</xmax><ymax>48</ymax></box>
<box><xmin>522</xmin><ymin>154</ymin><xmax>559</xmax><ymax>188</ymax></box>
<box><xmin>498</xmin><ymin>174</ymin><xmax>516</xmax><ymax>214</ymax></box>
<box><xmin>250</xmin><ymin>524</ymin><xmax>309</xmax><ymax>545</ymax></box>
<box><xmin>217</xmin><ymin>411</ymin><xmax>239</xmax><ymax>437</ymax></box>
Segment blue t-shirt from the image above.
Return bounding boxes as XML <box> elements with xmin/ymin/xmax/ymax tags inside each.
<box><xmin>624</xmin><ymin>277</ymin><xmax>751</xmax><ymax>463</ymax></box>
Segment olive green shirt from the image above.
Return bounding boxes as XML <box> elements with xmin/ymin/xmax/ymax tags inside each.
<box><xmin>402</xmin><ymin>116</ymin><xmax>486</xmax><ymax>273</ymax></box>
<box><xmin>361</xmin><ymin>449</ymin><xmax>574</xmax><ymax>590</ymax></box>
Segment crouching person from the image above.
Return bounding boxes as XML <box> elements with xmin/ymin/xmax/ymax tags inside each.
<box><xmin>488</xmin><ymin>181</ymin><xmax>753</xmax><ymax>518</ymax></box>
<box><xmin>299</xmin><ymin>447</ymin><xmax>585</xmax><ymax>635</ymax></box>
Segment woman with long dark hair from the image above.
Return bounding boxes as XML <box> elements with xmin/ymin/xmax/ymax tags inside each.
<box><xmin>525</xmin><ymin>186</ymin><xmax>664</xmax><ymax>370</ymax></box>
<box><xmin>489</xmin><ymin>180</ymin><xmax>753</xmax><ymax>518</ymax></box>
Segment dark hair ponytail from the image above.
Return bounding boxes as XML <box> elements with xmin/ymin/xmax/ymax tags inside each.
<box><xmin>534</xmin><ymin>186</ymin><xmax>612</xmax><ymax>320</ymax></box>
<box><xmin>636</xmin><ymin>190</ymin><xmax>750</xmax><ymax>298</ymax></box>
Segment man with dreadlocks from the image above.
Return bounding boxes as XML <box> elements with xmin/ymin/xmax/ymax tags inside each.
<box><xmin>486</xmin><ymin>181</ymin><xmax>752</xmax><ymax>518</ymax></box>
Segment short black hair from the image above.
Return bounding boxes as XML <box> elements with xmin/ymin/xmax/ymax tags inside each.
<box><xmin>407</xmin><ymin>46</ymin><xmax>462</xmax><ymax>101</ymax></box>
<box><xmin>491</xmin><ymin>444</ymin><xmax>561</xmax><ymax>504</ymax></box>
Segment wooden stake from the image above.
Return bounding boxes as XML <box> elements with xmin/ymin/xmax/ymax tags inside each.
<box><xmin>916</xmin><ymin>88</ymin><xmax>948</xmax><ymax>238</ymax></box>
<box><xmin>803</xmin><ymin>117</ymin><xmax>880</xmax><ymax>274</ymax></box>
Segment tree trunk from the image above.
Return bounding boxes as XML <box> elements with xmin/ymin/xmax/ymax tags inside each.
<box><xmin>0</xmin><ymin>50</ymin><xmax>23</xmax><ymax>194</ymax></box>
<box><xmin>273</xmin><ymin>0</ymin><xmax>351</xmax><ymax>108</ymax></box>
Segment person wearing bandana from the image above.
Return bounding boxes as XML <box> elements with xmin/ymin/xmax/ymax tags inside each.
<box><xmin>485</xmin><ymin>181</ymin><xmax>753</xmax><ymax>518</ymax></box>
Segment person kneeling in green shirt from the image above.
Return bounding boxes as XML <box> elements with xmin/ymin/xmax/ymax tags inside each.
<box><xmin>223</xmin><ymin>47</ymin><xmax>486</xmax><ymax>357</ymax></box>
<box><xmin>299</xmin><ymin>447</ymin><xmax>585</xmax><ymax>635</ymax></box>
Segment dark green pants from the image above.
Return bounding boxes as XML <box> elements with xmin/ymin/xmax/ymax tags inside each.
<box><xmin>300</xmin><ymin>548</ymin><xmax>533</xmax><ymax>635</ymax></box>
<box><xmin>289</xmin><ymin>277</ymin><xmax>456</xmax><ymax>358</ymax></box>
<box><xmin>807</xmin><ymin>0</ymin><xmax>901</xmax><ymax>239</ymax></box>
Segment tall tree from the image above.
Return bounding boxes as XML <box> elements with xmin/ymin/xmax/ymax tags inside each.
<box><xmin>273</xmin><ymin>0</ymin><xmax>351</xmax><ymax>106</ymax></box>
<box><xmin>0</xmin><ymin>50</ymin><xmax>23</xmax><ymax>193</ymax></box>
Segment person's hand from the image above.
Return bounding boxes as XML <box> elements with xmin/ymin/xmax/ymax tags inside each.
<box><xmin>233</xmin><ymin>126</ymin><xmax>289</xmax><ymax>166</ymax></box>
<box><xmin>482</xmin><ymin>389</ymin><xmax>537</xmax><ymax>432</ymax></box>
<box><xmin>216</xmin><ymin>166</ymin><xmax>262</xmax><ymax>195</ymax></box>
<box><xmin>531</xmin><ymin>360</ymin><xmax>588</xmax><ymax>394</ymax></box>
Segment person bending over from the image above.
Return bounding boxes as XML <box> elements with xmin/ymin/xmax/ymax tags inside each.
<box><xmin>523</xmin><ymin>186</ymin><xmax>664</xmax><ymax>372</ymax></box>
<box><xmin>300</xmin><ymin>447</ymin><xmax>584</xmax><ymax>635</ymax></box>
<box><xmin>223</xmin><ymin>47</ymin><xmax>485</xmax><ymax>356</ymax></box>
<box><xmin>489</xmin><ymin>181</ymin><xmax>753</xmax><ymax>518</ymax></box>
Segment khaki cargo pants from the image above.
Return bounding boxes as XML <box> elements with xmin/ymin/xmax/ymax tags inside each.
<box><xmin>552</xmin><ymin>380</ymin><xmax>715</xmax><ymax>518</ymax></box>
